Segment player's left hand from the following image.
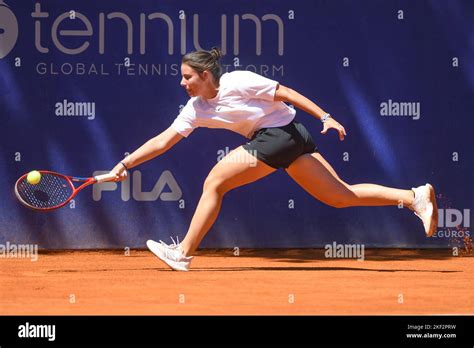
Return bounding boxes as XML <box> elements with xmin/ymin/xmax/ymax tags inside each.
<box><xmin>320</xmin><ymin>117</ymin><xmax>347</xmax><ymax>141</ymax></box>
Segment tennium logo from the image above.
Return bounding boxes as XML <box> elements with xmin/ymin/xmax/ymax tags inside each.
<box><xmin>27</xmin><ymin>3</ymin><xmax>286</xmax><ymax>77</ymax></box>
<box><xmin>0</xmin><ymin>0</ymin><xmax>18</xmax><ymax>58</ymax></box>
<box><xmin>31</xmin><ymin>3</ymin><xmax>285</xmax><ymax>56</ymax></box>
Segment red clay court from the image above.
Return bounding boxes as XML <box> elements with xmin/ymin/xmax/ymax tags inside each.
<box><xmin>1</xmin><ymin>248</ymin><xmax>472</xmax><ymax>315</ymax></box>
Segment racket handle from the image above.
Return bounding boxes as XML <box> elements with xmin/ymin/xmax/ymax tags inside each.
<box><xmin>94</xmin><ymin>173</ymin><xmax>118</xmax><ymax>183</ymax></box>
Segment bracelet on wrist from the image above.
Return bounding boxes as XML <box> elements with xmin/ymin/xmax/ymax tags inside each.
<box><xmin>120</xmin><ymin>161</ymin><xmax>129</xmax><ymax>171</ymax></box>
<box><xmin>321</xmin><ymin>113</ymin><xmax>331</xmax><ymax>123</ymax></box>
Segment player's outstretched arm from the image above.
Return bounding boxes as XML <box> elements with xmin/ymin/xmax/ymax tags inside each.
<box><xmin>110</xmin><ymin>127</ymin><xmax>183</xmax><ymax>181</ymax></box>
<box><xmin>274</xmin><ymin>84</ymin><xmax>347</xmax><ymax>141</ymax></box>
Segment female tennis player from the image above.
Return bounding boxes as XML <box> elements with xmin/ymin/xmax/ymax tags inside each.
<box><xmin>109</xmin><ymin>48</ymin><xmax>438</xmax><ymax>271</ymax></box>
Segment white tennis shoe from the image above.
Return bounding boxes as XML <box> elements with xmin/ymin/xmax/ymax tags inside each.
<box><xmin>146</xmin><ymin>237</ymin><xmax>193</xmax><ymax>271</ymax></box>
<box><xmin>408</xmin><ymin>183</ymin><xmax>438</xmax><ymax>237</ymax></box>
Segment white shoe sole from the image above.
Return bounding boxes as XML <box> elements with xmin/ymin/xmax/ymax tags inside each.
<box><xmin>146</xmin><ymin>239</ymin><xmax>190</xmax><ymax>271</ymax></box>
<box><xmin>425</xmin><ymin>184</ymin><xmax>438</xmax><ymax>237</ymax></box>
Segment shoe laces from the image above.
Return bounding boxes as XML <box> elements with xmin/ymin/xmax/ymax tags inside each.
<box><xmin>158</xmin><ymin>236</ymin><xmax>184</xmax><ymax>260</ymax></box>
<box><xmin>408</xmin><ymin>187</ymin><xmax>422</xmax><ymax>211</ymax></box>
<box><xmin>159</xmin><ymin>236</ymin><xmax>180</xmax><ymax>248</ymax></box>
<box><xmin>410</xmin><ymin>186</ymin><xmax>431</xmax><ymax>219</ymax></box>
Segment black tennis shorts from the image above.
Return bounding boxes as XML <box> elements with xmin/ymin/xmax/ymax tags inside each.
<box><xmin>242</xmin><ymin>120</ymin><xmax>318</xmax><ymax>169</ymax></box>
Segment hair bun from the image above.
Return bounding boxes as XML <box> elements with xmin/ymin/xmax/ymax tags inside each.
<box><xmin>210</xmin><ymin>47</ymin><xmax>222</xmax><ymax>61</ymax></box>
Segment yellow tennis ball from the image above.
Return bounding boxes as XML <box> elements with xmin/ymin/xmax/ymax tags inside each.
<box><xmin>27</xmin><ymin>170</ymin><xmax>42</xmax><ymax>185</ymax></box>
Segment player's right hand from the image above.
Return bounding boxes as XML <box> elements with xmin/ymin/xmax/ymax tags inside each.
<box><xmin>110</xmin><ymin>162</ymin><xmax>128</xmax><ymax>182</ymax></box>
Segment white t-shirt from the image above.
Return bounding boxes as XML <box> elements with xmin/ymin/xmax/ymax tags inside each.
<box><xmin>170</xmin><ymin>71</ymin><xmax>296</xmax><ymax>139</ymax></box>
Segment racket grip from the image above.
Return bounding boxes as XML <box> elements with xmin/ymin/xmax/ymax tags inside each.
<box><xmin>94</xmin><ymin>173</ymin><xmax>118</xmax><ymax>183</ymax></box>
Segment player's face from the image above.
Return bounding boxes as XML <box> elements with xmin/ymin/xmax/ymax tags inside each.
<box><xmin>180</xmin><ymin>64</ymin><xmax>207</xmax><ymax>97</ymax></box>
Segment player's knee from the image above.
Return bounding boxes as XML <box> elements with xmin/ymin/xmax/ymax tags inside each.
<box><xmin>203</xmin><ymin>175</ymin><xmax>229</xmax><ymax>195</ymax></box>
<box><xmin>329</xmin><ymin>200</ymin><xmax>350</xmax><ymax>208</ymax></box>
<box><xmin>327</xmin><ymin>186</ymin><xmax>356</xmax><ymax>208</ymax></box>
<box><xmin>327</xmin><ymin>195</ymin><xmax>353</xmax><ymax>208</ymax></box>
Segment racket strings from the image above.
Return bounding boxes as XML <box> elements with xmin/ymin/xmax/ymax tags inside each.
<box><xmin>16</xmin><ymin>174</ymin><xmax>73</xmax><ymax>208</ymax></box>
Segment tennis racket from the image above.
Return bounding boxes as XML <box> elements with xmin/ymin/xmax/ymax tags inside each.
<box><xmin>14</xmin><ymin>171</ymin><xmax>117</xmax><ymax>211</ymax></box>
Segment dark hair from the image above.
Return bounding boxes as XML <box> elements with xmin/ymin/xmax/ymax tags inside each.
<box><xmin>182</xmin><ymin>47</ymin><xmax>222</xmax><ymax>83</ymax></box>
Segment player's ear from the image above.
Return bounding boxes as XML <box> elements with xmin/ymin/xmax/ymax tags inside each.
<box><xmin>201</xmin><ymin>70</ymin><xmax>210</xmax><ymax>81</ymax></box>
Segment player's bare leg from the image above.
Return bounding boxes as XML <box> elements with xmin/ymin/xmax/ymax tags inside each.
<box><xmin>285</xmin><ymin>152</ymin><xmax>414</xmax><ymax>207</ymax></box>
<box><xmin>180</xmin><ymin>146</ymin><xmax>276</xmax><ymax>256</ymax></box>
<box><xmin>285</xmin><ymin>152</ymin><xmax>437</xmax><ymax>235</ymax></box>
<box><xmin>147</xmin><ymin>146</ymin><xmax>275</xmax><ymax>270</ymax></box>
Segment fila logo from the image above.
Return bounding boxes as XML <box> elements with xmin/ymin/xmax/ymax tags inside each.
<box><xmin>92</xmin><ymin>170</ymin><xmax>182</xmax><ymax>202</ymax></box>
<box><xmin>0</xmin><ymin>1</ymin><xmax>18</xmax><ymax>58</ymax></box>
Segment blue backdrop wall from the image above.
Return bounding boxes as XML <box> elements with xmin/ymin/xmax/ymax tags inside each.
<box><xmin>1</xmin><ymin>0</ymin><xmax>472</xmax><ymax>249</ymax></box>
